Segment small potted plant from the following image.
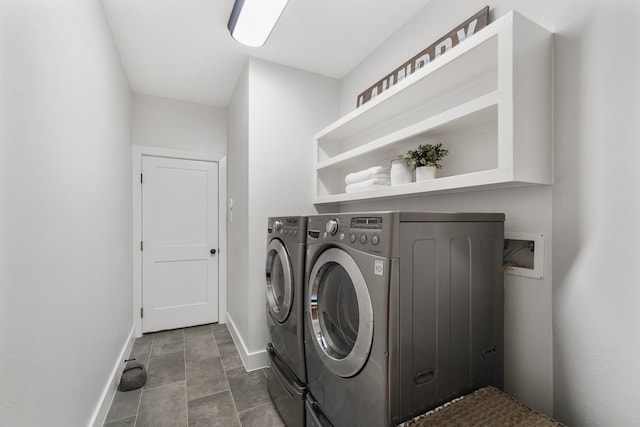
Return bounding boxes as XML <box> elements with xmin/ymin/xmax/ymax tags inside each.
<box><xmin>404</xmin><ymin>143</ymin><xmax>449</xmax><ymax>181</ymax></box>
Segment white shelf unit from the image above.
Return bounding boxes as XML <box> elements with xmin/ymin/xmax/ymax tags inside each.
<box><xmin>313</xmin><ymin>11</ymin><xmax>552</xmax><ymax>205</ymax></box>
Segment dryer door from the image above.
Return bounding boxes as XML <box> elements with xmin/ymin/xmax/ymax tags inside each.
<box><xmin>266</xmin><ymin>239</ymin><xmax>294</xmax><ymax>323</ymax></box>
<box><xmin>307</xmin><ymin>248</ymin><xmax>373</xmax><ymax>378</ymax></box>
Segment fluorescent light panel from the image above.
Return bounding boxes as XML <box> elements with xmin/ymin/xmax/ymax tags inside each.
<box><xmin>228</xmin><ymin>0</ymin><xmax>290</xmax><ymax>47</ymax></box>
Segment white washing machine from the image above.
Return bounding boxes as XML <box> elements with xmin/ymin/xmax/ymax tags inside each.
<box><xmin>304</xmin><ymin>212</ymin><xmax>505</xmax><ymax>427</ymax></box>
<box><xmin>265</xmin><ymin>216</ymin><xmax>307</xmax><ymax>427</ymax></box>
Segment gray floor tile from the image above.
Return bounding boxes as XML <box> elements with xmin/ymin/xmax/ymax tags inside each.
<box><xmin>186</xmin><ymin>334</ymin><xmax>219</xmax><ymax>362</ymax></box>
<box><xmin>146</xmin><ymin>350</ymin><xmax>185</xmax><ymax>388</ymax></box>
<box><xmin>238</xmin><ymin>402</ymin><xmax>286</xmax><ymax>427</ymax></box>
<box><xmin>136</xmin><ymin>333</ymin><xmax>154</xmax><ymax>345</ymax></box>
<box><xmin>218</xmin><ymin>341</ymin><xmax>244</xmax><ymax>371</ymax></box>
<box><xmin>104</xmin><ymin>324</ymin><xmax>278</xmax><ymax>427</ymax></box>
<box><xmin>211</xmin><ymin>325</ymin><xmax>233</xmax><ymax>344</ymax></box>
<box><xmin>105</xmin><ymin>389</ymin><xmax>141</xmax><ymax>422</ymax></box>
<box><xmin>137</xmin><ymin>381</ymin><xmax>187</xmax><ymax>427</ymax></box>
<box><xmin>188</xmin><ymin>391</ymin><xmax>241</xmax><ymax>427</ymax></box>
<box><xmin>226</xmin><ymin>367</ymin><xmax>271</xmax><ymax>412</ymax></box>
<box><xmin>130</xmin><ymin>340</ymin><xmax>152</xmax><ymax>366</ymax></box>
<box><xmin>103</xmin><ymin>415</ymin><xmax>136</xmax><ymax>427</ymax></box>
<box><xmin>210</xmin><ymin>322</ymin><xmax>227</xmax><ymax>333</ymax></box>
<box><xmin>151</xmin><ymin>339</ymin><xmax>184</xmax><ymax>357</ymax></box>
<box><xmin>184</xmin><ymin>324</ymin><xmax>214</xmax><ymax>338</ymax></box>
<box><xmin>152</xmin><ymin>329</ymin><xmax>185</xmax><ymax>345</ymax></box>
<box><xmin>186</xmin><ymin>357</ymin><xmax>229</xmax><ymax>401</ymax></box>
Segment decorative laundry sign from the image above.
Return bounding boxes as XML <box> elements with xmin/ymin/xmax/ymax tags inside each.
<box><xmin>356</xmin><ymin>6</ymin><xmax>489</xmax><ymax>108</ymax></box>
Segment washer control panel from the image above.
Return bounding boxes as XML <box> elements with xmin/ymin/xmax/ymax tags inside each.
<box><xmin>308</xmin><ymin>215</ymin><xmax>388</xmax><ymax>254</ymax></box>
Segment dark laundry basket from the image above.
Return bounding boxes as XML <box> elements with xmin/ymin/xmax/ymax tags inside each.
<box><xmin>401</xmin><ymin>387</ymin><xmax>565</xmax><ymax>427</ymax></box>
<box><xmin>118</xmin><ymin>360</ymin><xmax>147</xmax><ymax>392</ymax></box>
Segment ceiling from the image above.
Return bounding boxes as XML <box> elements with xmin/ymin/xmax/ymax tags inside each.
<box><xmin>100</xmin><ymin>0</ymin><xmax>431</xmax><ymax>107</ymax></box>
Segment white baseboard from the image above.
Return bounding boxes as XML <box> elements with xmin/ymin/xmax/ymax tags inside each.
<box><xmin>225</xmin><ymin>312</ymin><xmax>269</xmax><ymax>372</ymax></box>
<box><xmin>89</xmin><ymin>325</ymin><xmax>135</xmax><ymax>427</ymax></box>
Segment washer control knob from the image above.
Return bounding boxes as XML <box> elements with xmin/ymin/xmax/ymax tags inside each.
<box><xmin>360</xmin><ymin>234</ymin><xmax>367</xmax><ymax>244</ymax></box>
<box><xmin>273</xmin><ymin>220</ymin><xmax>283</xmax><ymax>233</ymax></box>
<box><xmin>371</xmin><ymin>234</ymin><xmax>380</xmax><ymax>245</ymax></box>
<box><xmin>325</xmin><ymin>219</ymin><xmax>339</xmax><ymax>235</ymax></box>
<box><xmin>350</xmin><ymin>234</ymin><xmax>357</xmax><ymax>243</ymax></box>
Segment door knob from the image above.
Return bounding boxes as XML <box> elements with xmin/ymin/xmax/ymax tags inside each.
<box><xmin>210</xmin><ymin>249</ymin><xmax>217</xmax><ymax>255</ymax></box>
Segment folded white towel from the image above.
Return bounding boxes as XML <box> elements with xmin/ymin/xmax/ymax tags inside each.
<box><xmin>345</xmin><ymin>166</ymin><xmax>391</xmax><ymax>185</ymax></box>
<box><xmin>345</xmin><ymin>178</ymin><xmax>391</xmax><ymax>193</ymax></box>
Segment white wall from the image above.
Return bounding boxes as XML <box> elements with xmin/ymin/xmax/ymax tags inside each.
<box><xmin>552</xmin><ymin>1</ymin><xmax>640</xmax><ymax>425</ymax></box>
<box><xmin>132</xmin><ymin>93</ymin><xmax>226</xmax><ymax>158</ymax></box>
<box><xmin>226</xmin><ymin>58</ymin><xmax>338</xmax><ymax>368</ymax></box>
<box><xmin>0</xmin><ymin>0</ymin><xmax>133</xmax><ymax>425</ymax></box>
<box><xmin>337</xmin><ymin>0</ymin><xmax>555</xmax><ymax>415</ymax></box>
<box><xmin>247</xmin><ymin>58</ymin><xmax>338</xmax><ymax>351</ymax></box>
<box><xmin>226</xmin><ymin>62</ymin><xmax>251</xmax><ymax>347</ymax></box>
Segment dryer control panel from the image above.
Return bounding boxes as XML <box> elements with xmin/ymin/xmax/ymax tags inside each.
<box><xmin>267</xmin><ymin>216</ymin><xmax>307</xmax><ymax>244</ymax></box>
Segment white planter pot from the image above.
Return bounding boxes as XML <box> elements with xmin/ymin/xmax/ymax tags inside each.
<box><xmin>390</xmin><ymin>159</ymin><xmax>413</xmax><ymax>185</ymax></box>
<box><xmin>415</xmin><ymin>166</ymin><xmax>437</xmax><ymax>181</ymax></box>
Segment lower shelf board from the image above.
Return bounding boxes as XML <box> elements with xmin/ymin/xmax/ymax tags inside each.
<box><xmin>314</xmin><ymin>168</ymin><xmax>551</xmax><ymax>204</ymax></box>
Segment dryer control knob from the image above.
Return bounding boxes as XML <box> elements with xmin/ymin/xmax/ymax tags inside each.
<box><xmin>325</xmin><ymin>219</ymin><xmax>339</xmax><ymax>235</ymax></box>
<box><xmin>273</xmin><ymin>220</ymin><xmax>283</xmax><ymax>233</ymax></box>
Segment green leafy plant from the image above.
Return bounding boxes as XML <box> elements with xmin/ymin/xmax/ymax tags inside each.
<box><xmin>404</xmin><ymin>143</ymin><xmax>449</xmax><ymax>170</ymax></box>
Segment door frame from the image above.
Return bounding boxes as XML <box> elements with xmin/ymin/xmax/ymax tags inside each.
<box><xmin>132</xmin><ymin>145</ymin><xmax>227</xmax><ymax>337</ymax></box>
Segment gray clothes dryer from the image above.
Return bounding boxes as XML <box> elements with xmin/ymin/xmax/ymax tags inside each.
<box><xmin>304</xmin><ymin>212</ymin><xmax>505</xmax><ymax>427</ymax></box>
<box><xmin>265</xmin><ymin>216</ymin><xmax>308</xmax><ymax>427</ymax></box>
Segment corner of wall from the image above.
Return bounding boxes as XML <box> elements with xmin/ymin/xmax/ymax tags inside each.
<box><xmin>225</xmin><ymin>312</ymin><xmax>269</xmax><ymax>371</ymax></box>
<box><xmin>89</xmin><ymin>325</ymin><xmax>136</xmax><ymax>427</ymax></box>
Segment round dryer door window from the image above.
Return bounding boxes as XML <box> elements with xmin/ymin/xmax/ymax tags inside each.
<box><xmin>266</xmin><ymin>239</ymin><xmax>293</xmax><ymax>323</ymax></box>
<box><xmin>308</xmin><ymin>248</ymin><xmax>373</xmax><ymax>378</ymax></box>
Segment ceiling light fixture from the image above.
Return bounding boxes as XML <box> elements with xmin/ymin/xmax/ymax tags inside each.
<box><xmin>227</xmin><ymin>0</ymin><xmax>290</xmax><ymax>47</ymax></box>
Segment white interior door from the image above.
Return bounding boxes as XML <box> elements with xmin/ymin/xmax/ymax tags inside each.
<box><xmin>142</xmin><ymin>156</ymin><xmax>219</xmax><ymax>332</ymax></box>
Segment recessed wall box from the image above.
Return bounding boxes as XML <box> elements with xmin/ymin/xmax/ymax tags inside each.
<box><xmin>503</xmin><ymin>232</ymin><xmax>544</xmax><ymax>279</ymax></box>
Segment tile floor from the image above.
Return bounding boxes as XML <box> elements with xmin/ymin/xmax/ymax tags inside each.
<box><xmin>103</xmin><ymin>323</ymin><xmax>285</xmax><ymax>427</ymax></box>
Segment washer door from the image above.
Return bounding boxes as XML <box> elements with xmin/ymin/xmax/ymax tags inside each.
<box><xmin>308</xmin><ymin>248</ymin><xmax>374</xmax><ymax>378</ymax></box>
<box><xmin>266</xmin><ymin>239</ymin><xmax>293</xmax><ymax>323</ymax></box>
